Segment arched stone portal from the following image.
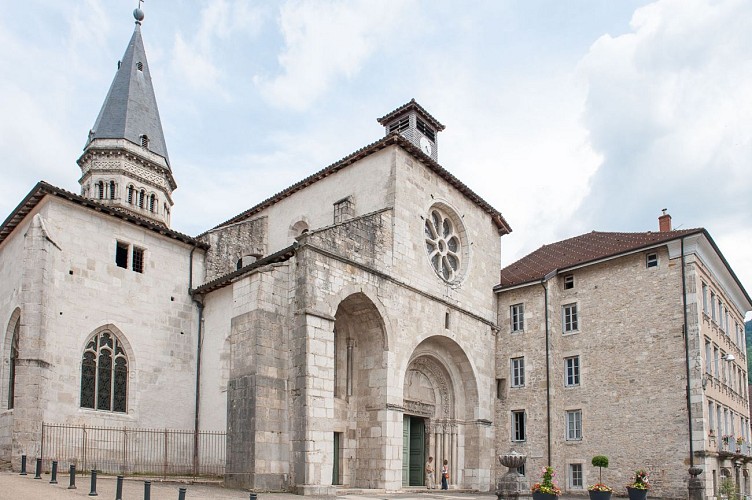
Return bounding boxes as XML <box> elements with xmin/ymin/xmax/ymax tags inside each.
<box><xmin>402</xmin><ymin>336</ymin><xmax>479</xmax><ymax>489</ymax></box>
<box><xmin>332</xmin><ymin>292</ymin><xmax>388</xmax><ymax>488</ymax></box>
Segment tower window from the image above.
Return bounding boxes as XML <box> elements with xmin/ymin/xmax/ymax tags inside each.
<box><xmin>416</xmin><ymin>119</ymin><xmax>435</xmax><ymax>141</ymax></box>
<box><xmin>136</xmin><ymin>62</ymin><xmax>143</xmax><ymax>71</ymax></box>
<box><xmin>127</xmin><ymin>185</ymin><xmax>134</xmax><ymax>204</ymax></box>
<box><xmin>138</xmin><ymin>190</ymin><xmax>145</xmax><ymax>208</ymax></box>
<box><xmin>149</xmin><ymin>194</ymin><xmax>156</xmax><ymax>212</ymax></box>
<box><xmin>115</xmin><ymin>241</ymin><xmax>129</xmax><ymax>269</ymax></box>
<box><xmin>388</xmin><ymin>117</ymin><xmax>409</xmax><ymax>134</ymax></box>
<box><xmin>132</xmin><ymin>247</ymin><xmax>144</xmax><ymax>273</ymax></box>
<box><xmin>140</xmin><ymin>135</ymin><xmax>149</xmax><ymax>148</ymax></box>
<box><xmin>109</xmin><ymin>181</ymin><xmax>116</xmax><ymax>200</ymax></box>
<box><xmin>97</xmin><ymin>181</ymin><xmax>104</xmax><ymax>199</ymax></box>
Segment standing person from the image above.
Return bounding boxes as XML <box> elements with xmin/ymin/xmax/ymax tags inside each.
<box><xmin>441</xmin><ymin>459</ymin><xmax>449</xmax><ymax>490</ymax></box>
<box><xmin>425</xmin><ymin>456</ymin><xmax>435</xmax><ymax>489</ymax></box>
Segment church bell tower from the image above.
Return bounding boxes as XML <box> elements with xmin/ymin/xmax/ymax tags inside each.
<box><xmin>377</xmin><ymin>99</ymin><xmax>445</xmax><ymax>162</ymax></box>
<box><xmin>77</xmin><ymin>7</ymin><xmax>176</xmax><ymax>227</ymax></box>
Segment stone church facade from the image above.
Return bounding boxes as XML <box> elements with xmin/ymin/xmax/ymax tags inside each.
<box><xmin>0</xmin><ymin>11</ymin><xmax>510</xmax><ymax>494</ymax></box>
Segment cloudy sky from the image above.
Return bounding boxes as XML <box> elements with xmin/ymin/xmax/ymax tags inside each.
<box><xmin>1</xmin><ymin>0</ymin><xmax>751</xmax><ymax>310</ymax></box>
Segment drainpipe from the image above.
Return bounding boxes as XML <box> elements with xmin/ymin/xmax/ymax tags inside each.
<box><xmin>681</xmin><ymin>237</ymin><xmax>695</xmax><ymax>466</ymax></box>
<box><xmin>188</xmin><ymin>245</ymin><xmax>204</xmax><ymax>476</ymax></box>
<box><xmin>541</xmin><ymin>269</ymin><xmax>557</xmax><ymax>466</ymax></box>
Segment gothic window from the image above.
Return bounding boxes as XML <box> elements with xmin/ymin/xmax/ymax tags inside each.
<box><xmin>109</xmin><ymin>181</ymin><xmax>116</xmax><ymax>200</ymax></box>
<box><xmin>138</xmin><ymin>190</ymin><xmax>145</xmax><ymax>208</ymax></box>
<box><xmin>7</xmin><ymin>320</ymin><xmax>19</xmax><ymax>410</ymax></box>
<box><xmin>80</xmin><ymin>331</ymin><xmax>128</xmax><ymax>413</ymax></box>
<box><xmin>424</xmin><ymin>205</ymin><xmax>466</xmax><ymax>283</ymax></box>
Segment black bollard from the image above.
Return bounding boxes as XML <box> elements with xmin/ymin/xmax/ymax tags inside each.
<box><xmin>250</xmin><ymin>493</ymin><xmax>257</xmax><ymax>500</ymax></box>
<box><xmin>68</xmin><ymin>464</ymin><xmax>77</xmax><ymax>489</ymax></box>
<box><xmin>50</xmin><ymin>460</ymin><xmax>58</xmax><ymax>484</ymax></box>
<box><xmin>89</xmin><ymin>469</ymin><xmax>98</xmax><ymax>496</ymax></box>
<box><xmin>34</xmin><ymin>458</ymin><xmax>42</xmax><ymax>479</ymax></box>
<box><xmin>178</xmin><ymin>487</ymin><xmax>187</xmax><ymax>500</ymax></box>
<box><xmin>144</xmin><ymin>480</ymin><xmax>151</xmax><ymax>500</ymax></box>
<box><xmin>20</xmin><ymin>454</ymin><xmax>27</xmax><ymax>475</ymax></box>
<box><xmin>116</xmin><ymin>475</ymin><xmax>124</xmax><ymax>500</ymax></box>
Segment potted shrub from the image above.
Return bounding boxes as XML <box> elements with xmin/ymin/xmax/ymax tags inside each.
<box><xmin>626</xmin><ymin>469</ymin><xmax>650</xmax><ymax>500</ymax></box>
<box><xmin>531</xmin><ymin>466</ymin><xmax>561</xmax><ymax>500</ymax></box>
<box><xmin>588</xmin><ymin>455</ymin><xmax>613</xmax><ymax>500</ymax></box>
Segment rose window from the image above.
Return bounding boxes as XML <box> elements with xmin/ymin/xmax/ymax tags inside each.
<box><xmin>425</xmin><ymin>207</ymin><xmax>463</xmax><ymax>282</ymax></box>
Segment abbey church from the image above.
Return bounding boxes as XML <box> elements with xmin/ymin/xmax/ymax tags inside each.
<box><xmin>2</xmin><ymin>9</ymin><xmax>750</xmax><ymax>500</ymax></box>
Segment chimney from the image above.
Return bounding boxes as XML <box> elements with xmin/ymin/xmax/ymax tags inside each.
<box><xmin>658</xmin><ymin>208</ymin><xmax>672</xmax><ymax>232</ymax></box>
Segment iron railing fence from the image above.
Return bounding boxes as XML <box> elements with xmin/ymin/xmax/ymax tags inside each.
<box><xmin>41</xmin><ymin>422</ymin><xmax>226</xmax><ymax>478</ymax></box>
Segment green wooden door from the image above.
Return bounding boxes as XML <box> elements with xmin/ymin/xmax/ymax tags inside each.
<box><xmin>408</xmin><ymin>418</ymin><xmax>425</xmax><ymax>486</ymax></box>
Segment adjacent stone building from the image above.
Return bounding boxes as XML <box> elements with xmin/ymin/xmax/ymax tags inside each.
<box><xmin>495</xmin><ymin>212</ymin><xmax>752</xmax><ymax>499</ymax></box>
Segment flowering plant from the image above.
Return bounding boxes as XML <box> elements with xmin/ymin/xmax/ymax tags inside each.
<box><xmin>531</xmin><ymin>466</ymin><xmax>561</xmax><ymax>496</ymax></box>
<box><xmin>588</xmin><ymin>482</ymin><xmax>613</xmax><ymax>492</ymax></box>
<box><xmin>737</xmin><ymin>436</ymin><xmax>744</xmax><ymax>445</ymax></box>
<box><xmin>627</xmin><ymin>469</ymin><xmax>650</xmax><ymax>490</ymax></box>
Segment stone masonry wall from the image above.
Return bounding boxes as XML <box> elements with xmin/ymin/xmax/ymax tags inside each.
<box><xmin>200</xmin><ymin>216</ymin><xmax>267</xmax><ymax>283</ymax></box>
<box><xmin>497</xmin><ymin>246</ymin><xmax>691</xmax><ymax>499</ymax></box>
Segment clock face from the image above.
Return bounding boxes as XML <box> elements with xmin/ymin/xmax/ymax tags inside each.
<box><xmin>419</xmin><ymin>136</ymin><xmax>433</xmax><ymax>156</ymax></box>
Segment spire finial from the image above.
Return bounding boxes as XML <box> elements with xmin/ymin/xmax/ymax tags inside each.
<box><xmin>134</xmin><ymin>0</ymin><xmax>145</xmax><ymax>24</ymax></box>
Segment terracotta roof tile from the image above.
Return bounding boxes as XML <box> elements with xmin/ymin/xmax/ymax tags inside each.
<box><xmin>498</xmin><ymin>229</ymin><xmax>702</xmax><ymax>288</ymax></box>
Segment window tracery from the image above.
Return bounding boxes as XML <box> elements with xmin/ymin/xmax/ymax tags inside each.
<box><xmin>80</xmin><ymin>331</ymin><xmax>128</xmax><ymax>413</ymax></box>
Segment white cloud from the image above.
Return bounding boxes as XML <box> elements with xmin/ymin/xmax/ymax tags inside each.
<box><xmin>169</xmin><ymin>0</ymin><xmax>263</xmax><ymax>94</ymax></box>
<box><xmin>255</xmin><ymin>0</ymin><xmax>418</xmax><ymax>110</ymax></box>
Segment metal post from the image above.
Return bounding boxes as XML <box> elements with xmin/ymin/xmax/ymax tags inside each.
<box><xmin>68</xmin><ymin>464</ymin><xmax>77</xmax><ymax>489</ymax></box>
<box><xmin>20</xmin><ymin>454</ymin><xmax>27</xmax><ymax>475</ymax></box>
<box><xmin>178</xmin><ymin>487</ymin><xmax>187</xmax><ymax>500</ymax></box>
<box><xmin>34</xmin><ymin>458</ymin><xmax>42</xmax><ymax>479</ymax></box>
<box><xmin>50</xmin><ymin>460</ymin><xmax>58</xmax><ymax>484</ymax></box>
<box><xmin>144</xmin><ymin>480</ymin><xmax>151</xmax><ymax>500</ymax></box>
<box><xmin>116</xmin><ymin>475</ymin><xmax>124</xmax><ymax>500</ymax></box>
<box><xmin>89</xmin><ymin>469</ymin><xmax>98</xmax><ymax>496</ymax></box>
<box><xmin>250</xmin><ymin>493</ymin><xmax>257</xmax><ymax>500</ymax></box>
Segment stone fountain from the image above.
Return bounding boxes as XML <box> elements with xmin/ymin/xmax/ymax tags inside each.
<box><xmin>496</xmin><ymin>451</ymin><xmax>527</xmax><ymax>500</ymax></box>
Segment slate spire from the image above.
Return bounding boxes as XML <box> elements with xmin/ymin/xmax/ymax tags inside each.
<box><xmin>77</xmin><ymin>8</ymin><xmax>176</xmax><ymax>228</ymax></box>
<box><xmin>88</xmin><ymin>9</ymin><xmax>170</xmax><ymax>166</ymax></box>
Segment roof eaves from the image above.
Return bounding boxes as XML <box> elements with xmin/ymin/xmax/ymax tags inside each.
<box><xmin>205</xmin><ymin>134</ymin><xmax>511</xmax><ymax>235</ymax></box>
<box><xmin>376</xmin><ymin>99</ymin><xmax>446</xmax><ymax>131</ymax></box>
<box><xmin>0</xmin><ymin>181</ymin><xmax>207</xmax><ymax>249</ymax></box>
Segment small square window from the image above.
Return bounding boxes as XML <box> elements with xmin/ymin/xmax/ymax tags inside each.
<box><xmin>565</xmin><ymin>356</ymin><xmax>580</xmax><ymax>387</ymax></box>
<box><xmin>563</xmin><ymin>303</ymin><xmax>579</xmax><ymax>333</ymax></box>
<box><xmin>569</xmin><ymin>464</ymin><xmax>583</xmax><ymax>488</ymax></box>
<box><xmin>115</xmin><ymin>242</ymin><xmax>129</xmax><ymax>269</ymax></box>
<box><xmin>564</xmin><ymin>275</ymin><xmax>574</xmax><ymax>289</ymax></box>
<box><xmin>646</xmin><ymin>253</ymin><xmax>658</xmax><ymax>268</ymax></box>
<box><xmin>566</xmin><ymin>410</ymin><xmax>582</xmax><ymax>440</ymax></box>
<box><xmin>510</xmin><ymin>303</ymin><xmax>524</xmax><ymax>332</ymax></box>
<box><xmin>511</xmin><ymin>357</ymin><xmax>525</xmax><ymax>388</ymax></box>
<box><xmin>512</xmin><ymin>410</ymin><xmax>526</xmax><ymax>441</ymax></box>
<box><xmin>132</xmin><ymin>247</ymin><xmax>144</xmax><ymax>273</ymax></box>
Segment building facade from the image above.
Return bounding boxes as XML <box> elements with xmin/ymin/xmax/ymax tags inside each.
<box><xmin>1</xmin><ymin>10</ymin><xmax>750</xmax><ymax>499</ymax></box>
<box><xmin>0</xmin><ymin>11</ymin><xmax>510</xmax><ymax>494</ymax></box>
<box><xmin>495</xmin><ymin>214</ymin><xmax>752</xmax><ymax>499</ymax></box>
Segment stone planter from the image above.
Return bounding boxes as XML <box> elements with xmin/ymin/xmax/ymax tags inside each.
<box><xmin>626</xmin><ymin>486</ymin><xmax>648</xmax><ymax>500</ymax></box>
<box><xmin>589</xmin><ymin>491</ymin><xmax>612</xmax><ymax>500</ymax></box>
<box><xmin>532</xmin><ymin>493</ymin><xmax>558</xmax><ymax>500</ymax></box>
